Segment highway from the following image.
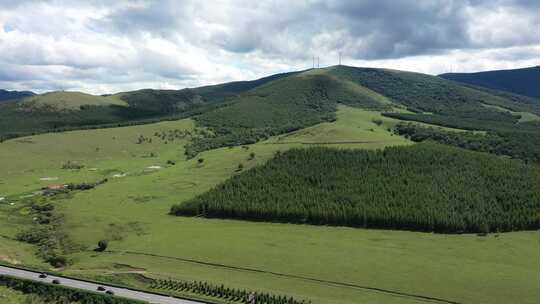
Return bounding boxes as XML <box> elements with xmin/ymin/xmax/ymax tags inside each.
<box><xmin>0</xmin><ymin>265</ymin><xmax>204</xmax><ymax>304</ymax></box>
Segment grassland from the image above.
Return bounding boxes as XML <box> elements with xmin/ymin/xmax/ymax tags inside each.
<box><xmin>267</xmin><ymin>106</ymin><xmax>408</xmax><ymax>148</ymax></box>
<box><xmin>1</xmin><ymin>105</ymin><xmax>539</xmax><ymax>304</ymax></box>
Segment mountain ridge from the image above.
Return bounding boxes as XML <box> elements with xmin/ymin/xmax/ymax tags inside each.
<box><xmin>0</xmin><ymin>89</ymin><xmax>35</xmax><ymax>103</ymax></box>
<box><xmin>440</xmin><ymin>66</ymin><xmax>540</xmax><ymax>99</ymax></box>
<box><xmin>3</xmin><ymin>65</ymin><xmax>540</xmax><ymax>155</ymax></box>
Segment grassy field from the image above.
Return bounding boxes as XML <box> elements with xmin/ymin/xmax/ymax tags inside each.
<box><xmin>267</xmin><ymin>106</ymin><xmax>408</xmax><ymax>148</ymax></box>
<box><xmin>1</xmin><ymin>105</ymin><xmax>540</xmax><ymax>304</ymax></box>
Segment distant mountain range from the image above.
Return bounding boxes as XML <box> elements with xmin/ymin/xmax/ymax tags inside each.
<box><xmin>0</xmin><ymin>89</ymin><xmax>35</xmax><ymax>103</ymax></box>
<box><xmin>2</xmin><ymin>65</ymin><xmax>540</xmax><ymax>149</ymax></box>
<box><xmin>440</xmin><ymin>66</ymin><xmax>540</xmax><ymax>99</ymax></box>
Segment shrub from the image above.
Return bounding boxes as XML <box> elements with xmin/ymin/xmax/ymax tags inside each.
<box><xmin>46</xmin><ymin>255</ymin><xmax>69</xmax><ymax>268</ymax></box>
<box><xmin>62</xmin><ymin>161</ymin><xmax>84</xmax><ymax>170</ymax></box>
<box><xmin>372</xmin><ymin>118</ymin><xmax>383</xmax><ymax>126</ymax></box>
<box><xmin>97</xmin><ymin>240</ymin><xmax>108</xmax><ymax>252</ymax></box>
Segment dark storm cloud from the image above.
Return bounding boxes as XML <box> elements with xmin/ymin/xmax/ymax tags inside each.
<box><xmin>318</xmin><ymin>0</ymin><xmax>471</xmax><ymax>58</ymax></box>
<box><xmin>88</xmin><ymin>0</ymin><xmax>540</xmax><ymax>60</ymax></box>
<box><xmin>95</xmin><ymin>1</ymin><xmax>182</xmax><ymax>36</ymax></box>
<box><xmin>1</xmin><ymin>0</ymin><xmax>540</xmax><ymax>93</ymax></box>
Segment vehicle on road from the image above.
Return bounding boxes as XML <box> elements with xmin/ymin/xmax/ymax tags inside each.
<box><xmin>97</xmin><ymin>286</ymin><xmax>106</xmax><ymax>291</ymax></box>
<box><xmin>38</xmin><ymin>273</ymin><xmax>47</xmax><ymax>279</ymax></box>
<box><xmin>106</xmin><ymin>290</ymin><xmax>115</xmax><ymax>295</ymax></box>
<box><xmin>52</xmin><ymin>279</ymin><xmax>61</xmax><ymax>284</ymax></box>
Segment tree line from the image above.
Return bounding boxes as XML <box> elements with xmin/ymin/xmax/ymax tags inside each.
<box><xmin>0</xmin><ymin>99</ymin><xmax>221</xmax><ymax>143</ymax></box>
<box><xmin>395</xmin><ymin>123</ymin><xmax>540</xmax><ymax>163</ymax></box>
<box><xmin>151</xmin><ymin>279</ymin><xmax>310</xmax><ymax>304</ymax></box>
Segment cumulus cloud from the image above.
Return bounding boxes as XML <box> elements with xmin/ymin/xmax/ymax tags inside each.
<box><xmin>0</xmin><ymin>0</ymin><xmax>539</xmax><ymax>94</ymax></box>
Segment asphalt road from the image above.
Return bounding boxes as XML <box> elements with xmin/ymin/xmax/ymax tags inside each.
<box><xmin>0</xmin><ymin>265</ymin><xmax>204</xmax><ymax>304</ymax></box>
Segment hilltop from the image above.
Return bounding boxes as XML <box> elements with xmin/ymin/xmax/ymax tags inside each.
<box><xmin>440</xmin><ymin>66</ymin><xmax>540</xmax><ymax>99</ymax></box>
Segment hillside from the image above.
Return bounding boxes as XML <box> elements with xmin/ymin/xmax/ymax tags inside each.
<box><xmin>193</xmin><ymin>70</ymin><xmax>302</xmax><ymax>103</ymax></box>
<box><xmin>440</xmin><ymin>66</ymin><xmax>540</xmax><ymax>99</ymax></box>
<box><xmin>21</xmin><ymin>91</ymin><xmax>127</xmax><ymax>110</ymax></box>
<box><xmin>3</xmin><ymin>64</ymin><xmax>540</xmax><ymax>163</ymax></box>
<box><xmin>0</xmin><ymin>89</ymin><xmax>34</xmax><ymax>102</ymax></box>
<box><xmin>3</xmin><ymin>65</ymin><xmax>540</xmax><ymax>146</ymax></box>
<box><xmin>186</xmin><ymin>71</ymin><xmax>393</xmax><ymax>156</ymax></box>
<box><xmin>0</xmin><ymin>73</ymin><xmax>297</xmax><ymax>142</ymax></box>
<box><xmin>186</xmin><ymin>66</ymin><xmax>540</xmax><ymax>161</ymax></box>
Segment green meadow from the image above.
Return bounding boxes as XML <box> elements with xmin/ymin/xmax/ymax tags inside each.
<box><xmin>1</xmin><ymin>105</ymin><xmax>540</xmax><ymax>304</ymax></box>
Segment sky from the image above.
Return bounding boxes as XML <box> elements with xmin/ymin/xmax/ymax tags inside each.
<box><xmin>1</xmin><ymin>0</ymin><xmax>540</xmax><ymax>94</ymax></box>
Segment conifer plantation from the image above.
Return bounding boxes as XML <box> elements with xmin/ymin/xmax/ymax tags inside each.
<box><xmin>171</xmin><ymin>144</ymin><xmax>540</xmax><ymax>233</ymax></box>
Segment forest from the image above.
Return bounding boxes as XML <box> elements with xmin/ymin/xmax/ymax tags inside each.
<box><xmin>395</xmin><ymin>123</ymin><xmax>540</xmax><ymax>163</ymax></box>
<box><xmin>172</xmin><ymin>144</ymin><xmax>540</xmax><ymax>233</ymax></box>
<box><xmin>440</xmin><ymin>66</ymin><xmax>540</xmax><ymax>99</ymax></box>
<box><xmin>329</xmin><ymin>66</ymin><xmax>540</xmax><ymax>116</ymax></box>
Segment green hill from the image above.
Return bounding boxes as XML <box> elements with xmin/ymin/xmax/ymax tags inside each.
<box><xmin>440</xmin><ymin>66</ymin><xmax>540</xmax><ymax>99</ymax></box>
<box><xmin>4</xmin><ymin>65</ymin><xmax>540</xmax><ymax>162</ymax></box>
<box><xmin>193</xmin><ymin>70</ymin><xmax>302</xmax><ymax>103</ymax></box>
<box><xmin>0</xmin><ymin>89</ymin><xmax>35</xmax><ymax>102</ymax></box>
<box><xmin>186</xmin><ymin>71</ymin><xmax>393</xmax><ymax>156</ymax></box>
<box><xmin>21</xmin><ymin>91</ymin><xmax>127</xmax><ymax>110</ymax></box>
<box><xmin>0</xmin><ymin>72</ymin><xmax>298</xmax><ymax>142</ymax></box>
<box><xmin>186</xmin><ymin>66</ymin><xmax>540</xmax><ymax>160</ymax></box>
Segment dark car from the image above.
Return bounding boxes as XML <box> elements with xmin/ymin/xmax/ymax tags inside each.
<box><xmin>38</xmin><ymin>273</ymin><xmax>47</xmax><ymax>279</ymax></box>
<box><xmin>52</xmin><ymin>279</ymin><xmax>61</xmax><ymax>285</ymax></box>
<box><xmin>105</xmin><ymin>290</ymin><xmax>115</xmax><ymax>295</ymax></box>
<box><xmin>97</xmin><ymin>286</ymin><xmax>106</xmax><ymax>291</ymax></box>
